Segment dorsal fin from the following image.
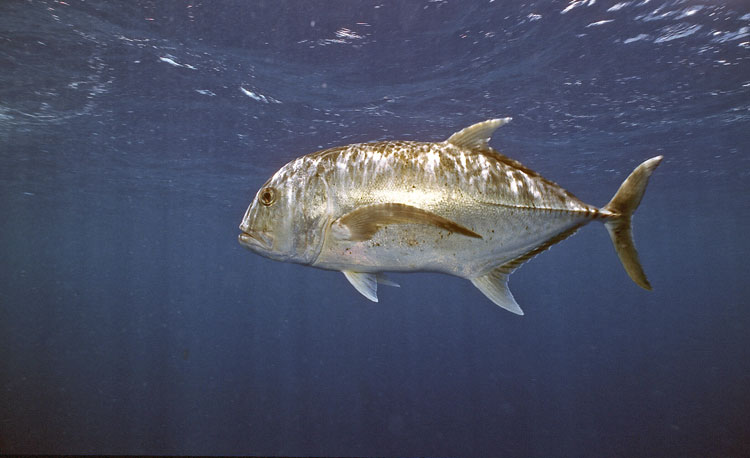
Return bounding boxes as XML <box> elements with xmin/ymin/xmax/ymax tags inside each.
<box><xmin>445</xmin><ymin>118</ymin><xmax>512</xmax><ymax>149</ymax></box>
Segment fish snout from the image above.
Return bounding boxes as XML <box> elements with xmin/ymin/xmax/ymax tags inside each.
<box><xmin>238</xmin><ymin>228</ymin><xmax>273</xmax><ymax>251</ymax></box>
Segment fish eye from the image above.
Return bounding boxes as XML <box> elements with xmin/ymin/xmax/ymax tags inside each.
<box><xmin>259</xmin><ymin>186</ymin><xmax>277</xmax><ymax>207</ymax></box>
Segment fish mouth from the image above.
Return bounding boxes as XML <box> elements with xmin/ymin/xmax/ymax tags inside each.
<box><xmin>238</xmin><ymin>230</ymin><xmax>273</xmax><ymax>251</ymax></box>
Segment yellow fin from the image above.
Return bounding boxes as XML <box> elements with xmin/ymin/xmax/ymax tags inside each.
<box><xmin>332</xmin><ymin>203</ymin><xmax>482</xmax><ymax>242</ymax></box>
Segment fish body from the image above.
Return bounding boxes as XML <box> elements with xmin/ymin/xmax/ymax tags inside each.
<box><xmin>239</xmin><ymin>119</ymin><xmax>662</xmax><ymax>314</ymax></box>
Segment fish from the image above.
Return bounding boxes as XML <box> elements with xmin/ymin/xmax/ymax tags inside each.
<box><xmin>239</xmin><ymin>118</ymin><xmax>662</xmax><ymax>315</ymax></box>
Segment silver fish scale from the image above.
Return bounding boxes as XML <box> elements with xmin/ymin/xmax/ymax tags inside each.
<box><xmin>281</xmin><ymin>140</ymin><xmax>600</xmax><ymax>277</ymax></box>
<box><xmin>287</xmin><ymin>140</ymin><xmax>598</xmax><ymax>216</ymax></box>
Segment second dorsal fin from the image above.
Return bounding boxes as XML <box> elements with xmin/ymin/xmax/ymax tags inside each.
<box><xmin>445</xmin><ymin>118</ymin><xmax>512</xmax><ymax>150</ymax></box>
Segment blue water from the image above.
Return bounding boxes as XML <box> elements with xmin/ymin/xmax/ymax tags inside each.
<box><xmin>1</xmin><ymin>0</ymin><xmax>749</xmax><ymax>456</ymax></box>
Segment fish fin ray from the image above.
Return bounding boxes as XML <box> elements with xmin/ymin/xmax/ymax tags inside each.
<box><xmin>445</xmin><ymin>118</ymin><xmax>512</xmax><ymax>149</ymax></box>
<box><xmin>333</xmin><ymin>203</ymin><xmax>481</xmax><ymax>242</ymax></box>
<box><xmin>471</xmin><ymin>222</ymin><xmax>587</xmax><ymax>315</ymax></box>
<box><xmin>471</xmin><ymin>266</ymin><xmax>523</xmax><ymax>315</ymax></box>
<box><xmin>343</xmin><ymin>271</ymin><xmax>379</xmax><ymax>302</ymax></box>
<box><xmin>375</xmin><ymin>273</ymin><xmax>400</xmax><ymax>288</ymax></box>
<box><xmin>602</xmin><ymin>156</ymin><xmax>663</xmax><ymax>290</ymax></box>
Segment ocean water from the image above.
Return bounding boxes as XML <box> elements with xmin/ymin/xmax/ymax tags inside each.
<box><xmin>1</xmin><ymin>0</ymin><xmax>749</xmax><ymax>456</ymax></box>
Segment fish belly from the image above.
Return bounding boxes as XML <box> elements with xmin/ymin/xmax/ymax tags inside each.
<box><xmin>313</xmin><ymin>205</ymin><xmax>592</xmax><ymax>278</ymax></box>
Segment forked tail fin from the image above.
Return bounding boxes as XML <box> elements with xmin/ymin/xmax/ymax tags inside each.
<box><xmin>603</xmin><ymin>156</ymin><xmax>663</xmax><ymax>290</ymax></box>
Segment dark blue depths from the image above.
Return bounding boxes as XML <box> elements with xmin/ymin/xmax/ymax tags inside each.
<box><xmin>1</xmin><ymin>0</ymin><xmax>749</xmax><ymax>456</ymax></box>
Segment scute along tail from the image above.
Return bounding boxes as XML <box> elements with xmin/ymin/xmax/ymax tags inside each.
<box><xmin>603</xmin><ymin>156</ymin><xmax>663</xmax><ymax>290</ymax></box>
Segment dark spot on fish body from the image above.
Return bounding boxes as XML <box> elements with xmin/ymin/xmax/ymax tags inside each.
<box><xmin>439</xmin><ymin>153</ymin><xmax>454</xmax><ymax>171</ymax></box>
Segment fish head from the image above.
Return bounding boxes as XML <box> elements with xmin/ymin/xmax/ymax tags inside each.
<box><xmin>239</xmin><ymin>161</ymin><xmax>330</xmax><ymax>264</ymax></box>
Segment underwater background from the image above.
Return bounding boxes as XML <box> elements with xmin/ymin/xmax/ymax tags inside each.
<box><xmin>1</xmin><ymin>0</ymin><xmax>749</xmax><ymax>456</ymax></box>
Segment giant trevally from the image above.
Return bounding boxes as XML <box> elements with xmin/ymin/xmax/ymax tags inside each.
<box><xmin>239</xmin><ymin>118</ymin><xmax>662</xmax><ymax>315</ymax></box>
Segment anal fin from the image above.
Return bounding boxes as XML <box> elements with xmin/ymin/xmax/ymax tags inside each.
<box><xmin>471</xmin><ymin>267</ymin><xmax>523</xmax><ymax>315</ymax></box>
<box><xmin>470</xmin><ymin>222</ymin><xmax>587</xmax><ymax>315</ymax></box>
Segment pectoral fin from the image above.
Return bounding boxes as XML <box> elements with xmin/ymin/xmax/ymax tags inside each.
<box><xmin>471</xmin><ymin>266</ymin><xmax>524</xmax><ymax>315</ymax></box>
<box><xmin>332</xmin><ymin>203</ymin><xmax>481</xmax><ymax>242</ymax></box>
